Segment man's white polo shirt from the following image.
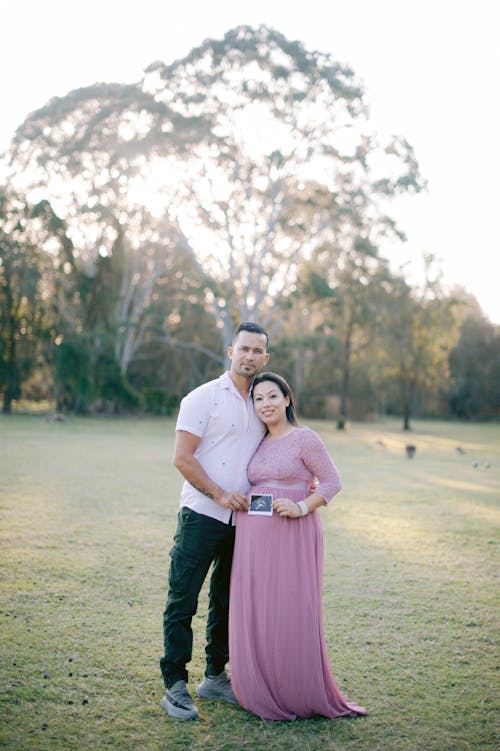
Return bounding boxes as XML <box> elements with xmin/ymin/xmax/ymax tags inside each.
<box><xmin>175</xmin><ymin>371</ymin><xmax>265</xmax><ymax>524</ymax></box>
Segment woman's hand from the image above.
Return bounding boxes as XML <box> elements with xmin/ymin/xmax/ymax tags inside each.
<box><xmin>272</xmin><ymin>497</ymin><xmax>302</xmax><ymax>518</ymax></box>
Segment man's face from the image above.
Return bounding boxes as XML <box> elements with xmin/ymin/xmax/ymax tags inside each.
<box><xmin>228</xmin><ymin>331</ymin><xmax>269</xmax><ymax>378</ymax></box>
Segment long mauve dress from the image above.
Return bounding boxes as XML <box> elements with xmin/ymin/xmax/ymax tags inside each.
<box><xmin>229</xmin><ymin>426</ymin><xmax>366</xmax><ymax>721</ymax></box>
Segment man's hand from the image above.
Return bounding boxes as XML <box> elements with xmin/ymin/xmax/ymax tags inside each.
<box><xmin>174</xmin><ymin>431</ymin><xmax>250</xmax><ymax>512</ymax></box>
<box><xmin>218</xmin><ymin>491</ymin><xmax>249</xmax><ymax>512</ymax></box>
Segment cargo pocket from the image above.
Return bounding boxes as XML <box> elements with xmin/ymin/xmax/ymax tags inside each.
<box><xmin>168</xmin><ymin>548</ymin><xmax>203</xmax><ymax>594</ymax></box>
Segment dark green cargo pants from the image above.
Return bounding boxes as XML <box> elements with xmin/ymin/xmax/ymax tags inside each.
<box><xmin>160</xmin><ymin>506</ymin><xmax>235</xmax><ymax>689</ymax></box>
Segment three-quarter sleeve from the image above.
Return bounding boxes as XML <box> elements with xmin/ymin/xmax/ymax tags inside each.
<box><xmin>300</xmin><ymin>428</ymin><xmax>341</xmax><ymax>503</ymax></box>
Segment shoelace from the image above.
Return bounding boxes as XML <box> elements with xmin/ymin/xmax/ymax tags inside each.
<box><xmin>170</xmin><ymin>685</ymin><xmax>191</xmax><ymax>702</ymax></box>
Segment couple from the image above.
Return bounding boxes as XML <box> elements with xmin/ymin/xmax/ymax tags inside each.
<box><xmin>159</xmin><ymin>322</ymin><xmax>366</xmax><ymax>721</ymax></box>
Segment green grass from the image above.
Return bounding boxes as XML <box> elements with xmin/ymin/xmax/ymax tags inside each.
<box><xmin>0</xmin><ymin>415</ymin><xmax>498</xmax><ymax>751</ymax></box>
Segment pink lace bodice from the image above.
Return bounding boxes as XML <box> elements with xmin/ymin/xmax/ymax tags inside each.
<box><xmin>247</xmin><ymin>426</ymin><xmax>341</xmax><ymax>503</ymax></box>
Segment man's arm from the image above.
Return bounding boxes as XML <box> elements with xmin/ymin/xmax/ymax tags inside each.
<box><xmin>174</xmin><ymin>430</ymin><xmax>249</xmax><ymax>512</ymax></box>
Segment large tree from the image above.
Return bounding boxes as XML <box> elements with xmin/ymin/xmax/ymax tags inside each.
<box><xmin>5</xmin><ymin>26</ymin><xmax>423</xmax><ymax>362</ymax></box>
<box><xmin>378</xmin><ymin>257</ymin><xmax>459</xmax><ymax>430</ymax></box>
<box><xmin>298</xmin><ymin>235</ymin><xmax>395</xmax><ymax>427</ymax></box>
<box><xmin>139</xmin><ymin>26</ymin><xmax>423</xmax><ymax>349</ymax></box>
<box><xmin>448</xmin><ymin>310</ymin><xmax>500</xmax><ymax>418</ymax></box>
<box><xmin>0</xmin><ymin>191</ymin><xmax>55</xmax><ymax>412</ymax></box>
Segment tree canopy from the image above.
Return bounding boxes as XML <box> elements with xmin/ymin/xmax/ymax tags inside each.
<box><xmin>1</xmin><ymin>26</ymin><xmax>497</xmax><ymax>422</ymax></box>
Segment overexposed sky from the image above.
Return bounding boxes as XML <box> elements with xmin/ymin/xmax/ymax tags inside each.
<box><xmin>1</xmin><ymin>0</ymin><xmax>499</xmax><ymax>322</ymax></box>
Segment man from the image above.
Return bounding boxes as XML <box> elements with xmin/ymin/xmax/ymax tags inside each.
<box><xmin>160</xmin><ymin>322</ymin><xmax>270</xmax><ymax>720</ymax></box>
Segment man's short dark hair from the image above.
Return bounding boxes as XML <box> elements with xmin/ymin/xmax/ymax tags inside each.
<box><xmin>233</xmin><ymin>322</ymin><xmax>269</xmax><ymax>348</ymax></box>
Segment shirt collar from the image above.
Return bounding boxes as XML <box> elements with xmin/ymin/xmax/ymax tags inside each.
<box><xmin>220</xmin><ymin>371</ymin><xmax>252</xmax><ymax>402</ymax></box>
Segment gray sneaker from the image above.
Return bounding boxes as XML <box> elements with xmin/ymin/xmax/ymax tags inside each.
<box><xmin>161</xmin><ymin>680</ymin><xmax>199</xmax><ymax>720</ymax></box>
<box><xmin>196</xmin><ymin>671</ymin><xmax>238</xmax><ymax>704</ymax></box>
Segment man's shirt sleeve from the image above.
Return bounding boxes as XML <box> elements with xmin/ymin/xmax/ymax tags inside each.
<box><xmin>175</xmin><ymin>382</ymin><xmax>213</xmax><ymax>438</ymax></box>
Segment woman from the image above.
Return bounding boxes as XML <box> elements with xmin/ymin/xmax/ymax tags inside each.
<box><xmin>229</xmin><ymin>372</ymin><xmax>366</xmax><ymax>721</ymax></box>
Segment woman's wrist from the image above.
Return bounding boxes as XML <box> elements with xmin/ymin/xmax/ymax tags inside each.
<box><xmin>297</xmin><ymin>500</ymin><xmax>309</xmax><ymax>517</ymax></box>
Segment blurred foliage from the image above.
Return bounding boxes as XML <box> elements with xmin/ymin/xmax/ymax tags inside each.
<box><xmin>1</xmin><ymin>27</ymin><xmax>498</xmax><ymax>422</ymax></box>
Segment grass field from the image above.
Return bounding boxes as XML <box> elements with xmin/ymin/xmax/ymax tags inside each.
<box><xmin>0</xmin><ymin>415</ymin><xmax>498</xmax><ymax>751</ymax></box>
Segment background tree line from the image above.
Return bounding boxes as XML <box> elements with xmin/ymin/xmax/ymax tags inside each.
<box><xmin>1</xmin><ymin>26</ymin><xmax>499</xmax><ymax>426</ymax></box>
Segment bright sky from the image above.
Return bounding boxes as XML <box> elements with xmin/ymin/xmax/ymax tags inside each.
<box><xmin>2</xmin><ymin>0</ymin><xmax>499</xmax><ymax>322</ymax></box>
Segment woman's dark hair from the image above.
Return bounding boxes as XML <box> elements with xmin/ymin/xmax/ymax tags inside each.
<box><xmin>252</xmin><ymin>372</ymin><xmax>298</xmax><ymax>426</ymax></box>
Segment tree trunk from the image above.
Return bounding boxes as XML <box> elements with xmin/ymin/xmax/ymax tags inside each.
<box><xmin>2</xmin><ymin>334</ymin><xmax>17</xmax><ymax>414</ymax></box>
<box><xmin>402</xmin><ymin>378</ymin><xmax>416</xmax><ymax>430</ymax></box>
<box><xmin>2</xmin><ymin>292</ymin><xmax>18</xmax><ymax>413</ymax></box>
<box><xmin>292</xmin><ymin>308</ymin><xmax>304</xmax><ymax>412</ymax></box>
<box><xmin>403</xmin><ymin>409</ymin><xmax>411</xmax><ymax>431</ymax></box>
<box><xmin>402</xmin><ymin>392</ymin><xmax>412</xmax><ymax>430</ymax></box>
<box><xmin>338</xmin><ymin>319</ymin><xmax>353</xmax><ymax>429</ymax></box>
<box><xmin>218</xmin><ymin>309</ymin><xmax>235</xmax><ymax>369</ymax></box>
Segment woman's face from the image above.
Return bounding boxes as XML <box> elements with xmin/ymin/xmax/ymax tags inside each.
<box><xmin>252</xmin><ymin>380</ymin><xmax>290</xmax><ymax>427</ymax></box>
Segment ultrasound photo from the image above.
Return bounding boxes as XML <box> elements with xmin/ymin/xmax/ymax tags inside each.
<box><xmin>248</xmin><ymin>493</ymin><xmax>273</xmax><ymax>516</ymax></box>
